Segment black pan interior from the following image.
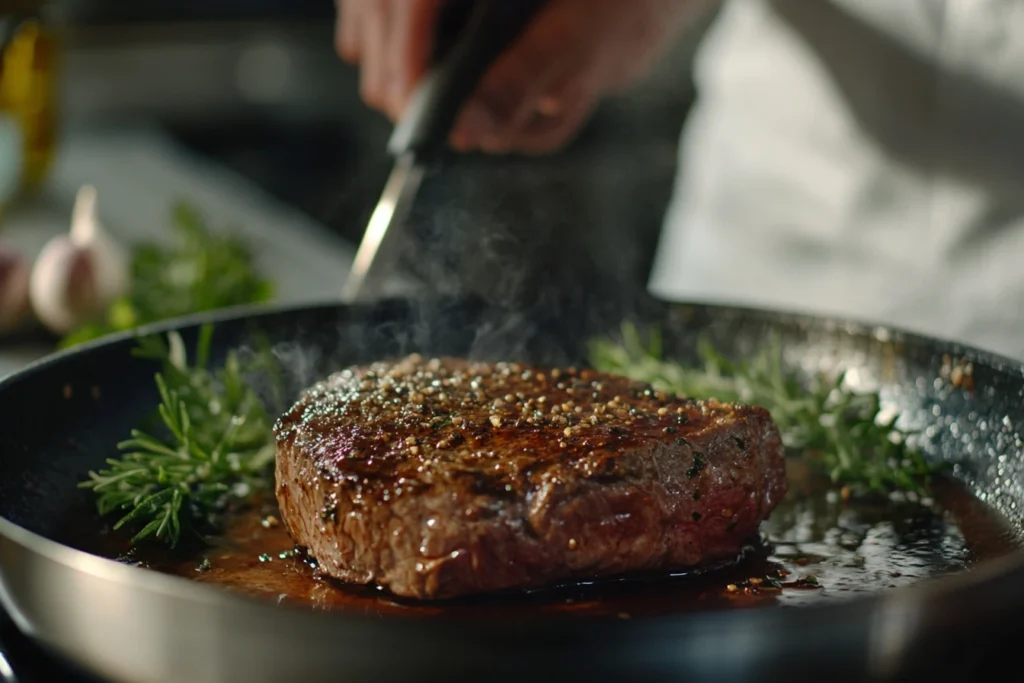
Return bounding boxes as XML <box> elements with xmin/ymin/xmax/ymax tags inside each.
<box><xmin>0</xmin><ymin>295</ymin><xmax>1023</xmax><ymax>586</ymax></box>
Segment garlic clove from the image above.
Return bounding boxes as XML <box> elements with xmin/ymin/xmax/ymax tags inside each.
<box><xmin>68</xmin><ymin>184</ymin><xmax>129</xmax><ymax>302</ymax></box>
<box><xmin>0</xmin><ymin>245</ymin><xmax>31</xmax><ymax>334</ymax></box>
<box><xmin>30</xmin><ymin>235</ymin><xmax>99</xmax><ymax>334</ymax></box>
<box><xmin>29</xmin><ymin>185</ymin><xmax>129</xmax><ymax>335</ymax></box>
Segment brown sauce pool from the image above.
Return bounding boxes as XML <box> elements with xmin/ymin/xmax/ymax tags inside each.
<box><xmin>62</xmin><ymin>461</ymin><xmax>1019</xmax><ymax>618</ymax></box>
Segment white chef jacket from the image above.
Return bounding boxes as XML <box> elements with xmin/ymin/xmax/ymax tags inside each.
<box><xmin>649</xmin><ymin>0</ymin><xmax>1024</xmax><ymax>359</ymax></box>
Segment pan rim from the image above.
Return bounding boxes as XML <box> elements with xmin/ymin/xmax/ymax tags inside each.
<box><xmin>6</xmin><ymin>296</ymin><xmax>1024</xmax><ymax>382</ymax></box>
<box><xmin>2</xmin><ymin>296</ymin><xmax>1024</xmax><ymax>629</ymax></box>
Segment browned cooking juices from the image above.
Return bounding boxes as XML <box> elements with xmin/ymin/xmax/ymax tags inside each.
<box><xmin>58</xmin><ymin>458</ymin><xmax>1017</xmax><ymax>618</ymax></box>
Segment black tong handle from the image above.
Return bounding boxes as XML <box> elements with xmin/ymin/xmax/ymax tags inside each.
<box><xmin>387</xmin><ymin>0</ymin><xmax>549</xmax><ymax>160</ymax></box>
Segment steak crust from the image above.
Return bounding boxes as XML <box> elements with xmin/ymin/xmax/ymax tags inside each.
<box><xmin>274</xmin><ymin>355</ymin><xmax>787</xmax><ymax>600</ymax></box>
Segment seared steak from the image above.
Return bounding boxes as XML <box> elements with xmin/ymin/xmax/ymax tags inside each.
<box><xmin>274</xmin><ymin>355</ymin><xmax>787</xmax><ymax>600</ymax></box>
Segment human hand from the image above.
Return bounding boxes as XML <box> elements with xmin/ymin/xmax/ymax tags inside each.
<box><xmin>335</xmin><ymin>0</ymin><xmax>696</xmax><ymax>154</ymax></box>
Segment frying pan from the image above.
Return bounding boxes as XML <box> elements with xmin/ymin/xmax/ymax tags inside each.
<box><xmin>0</xmin><ymin>295</ymin><xmax>1023</xmax><ymax>683</ymax></box>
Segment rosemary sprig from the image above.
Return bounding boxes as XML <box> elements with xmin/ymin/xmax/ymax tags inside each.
<box><xmin>78</xmin><ymin>324</ymin><xmax>276</xmax><ymax>546</ymax></box>
<box><xmin>588</xmin><ymin>322</ymin><xmax>942</xmax><ymax>495</ymax></box>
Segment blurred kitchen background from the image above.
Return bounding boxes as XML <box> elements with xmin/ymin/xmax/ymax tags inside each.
<box><xmin>0</xmin><ymin>0</ymin><xmax>716</xmax><ymax>370</ymax></box>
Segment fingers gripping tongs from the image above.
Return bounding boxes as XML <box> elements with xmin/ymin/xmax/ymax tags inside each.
<box><xmin>340</xmin><ymin>0</ymin><xmax>549</xmax><ymax>304</ymax></box>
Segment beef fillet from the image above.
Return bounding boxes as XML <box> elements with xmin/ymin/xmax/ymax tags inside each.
<box><xmin>274</xmin><ymin>355</ymin><xmax>787</xmax><ymax>600</ymax></box>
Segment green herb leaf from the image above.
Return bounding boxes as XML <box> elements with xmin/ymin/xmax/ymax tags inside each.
<box><xmin>78</xmin><ymin>324</ymin><xmax>277</xmax><ymax>546</ymax></box>
<box><xmin>588</xmin><ymin>322</ymin><xmax>943</xmax><ymax>495</ymax></box>
<box><xmin>59</xmin><ymin>202</ymin><xmax>275</xmax><ymax>348</ymax></box>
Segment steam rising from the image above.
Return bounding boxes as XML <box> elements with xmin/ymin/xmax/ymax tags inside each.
<box><xmin>291</xmin><ymin>26</ymin><xmax>695</xmax><ymax>398</ymax></box>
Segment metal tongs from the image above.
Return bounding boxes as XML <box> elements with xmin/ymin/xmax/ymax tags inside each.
<box><xmin>340</xmin><ymin>0</ymin><xmax>548</xmax><ymax>304</ymax></box>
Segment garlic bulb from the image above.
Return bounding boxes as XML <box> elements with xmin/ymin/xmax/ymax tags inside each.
<box><xmin>0</xmin><ymin>245</ymin><xmax>31</xmax><ymax>334</ymax></box>
<box><xmin>29</xmin><ymin>185</ymin><xmax>129</xmax><ymax>335</ymax></box>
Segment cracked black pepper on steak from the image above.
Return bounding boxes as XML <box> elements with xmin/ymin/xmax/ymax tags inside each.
<box><xmin>273</xmin><ymin>354</ymin><xmax>787</xmax><ymax>600</ymax></box>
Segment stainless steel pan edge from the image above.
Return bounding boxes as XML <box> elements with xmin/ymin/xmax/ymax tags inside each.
<box><xmin>0</xmin><ymin>298</ymin><xmax>1022</xmax><ymax>682</ymax></box>
<box><xmin>4</xmin><ymin>514</ymin><xmax>1024</xmax><ymax>683</ymax></box>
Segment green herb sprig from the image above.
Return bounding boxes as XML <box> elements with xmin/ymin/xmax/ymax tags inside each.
<box><xmin>588</xmin><ymin>322</ymin><xmax>942</xmax><ymax>495</ymax></box>
<box><xmin>60</xmin><ymin>202</ymin><xmax>275</xmax><ymax>348</ymax></box>
<box><xmin>78</xmin><ymin>325</ymin><xmax>276</xmax><ymax>546</ymax></box>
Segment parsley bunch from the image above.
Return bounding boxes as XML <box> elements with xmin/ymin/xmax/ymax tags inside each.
<box><xmin>60</xmin><ymin>202</ymin><xmax>274</xmax><ymax>348</ymax></box>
